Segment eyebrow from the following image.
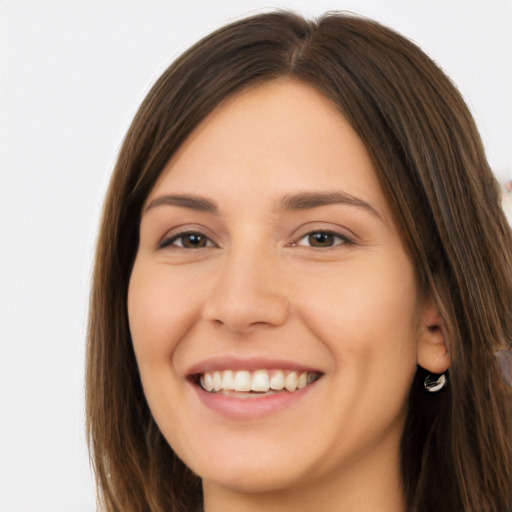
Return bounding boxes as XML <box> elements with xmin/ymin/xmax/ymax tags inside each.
<box><xmin>144</xmin><ymin>190</ymin><xmax>381</xmax><ymax>220</ymax></box>
<box><xmin>145</xmin><ymin>194</ymin><xmax>219</xmax><ymax>214</ymax></box>
<box><xmin>277</xmin><ymin>191</ymin><xmax>382</xmax><ymax>219</ymax></box>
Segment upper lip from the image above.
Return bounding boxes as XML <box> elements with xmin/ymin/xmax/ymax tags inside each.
<box><xmin>185</xmin><ymin>355</ymin><xmax>322</xmax><ymax>376</ymax></box>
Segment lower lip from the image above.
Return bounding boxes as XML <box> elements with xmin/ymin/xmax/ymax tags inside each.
<box><xmin>191</xmin><ymin>380</ymin><xmax>318</xmax><ymax>420</ymax></box>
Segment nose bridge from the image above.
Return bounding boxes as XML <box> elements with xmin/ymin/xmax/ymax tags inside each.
<box><xmin>203</xmin><ymin>236</ymin><xmax>289</xmax><ymax>331</ymax></box>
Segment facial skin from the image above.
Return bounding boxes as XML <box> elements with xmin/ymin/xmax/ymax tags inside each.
<box><xmin>128</xmin><ymin>80</ymin><xmax>449</xmax><ymax>512</ymax></box>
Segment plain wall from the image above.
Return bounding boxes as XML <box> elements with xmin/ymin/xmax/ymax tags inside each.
<box><xmin>1</xmin><ymin>1</ymin><xmax>510</xmax><ymax>510</ymax></box>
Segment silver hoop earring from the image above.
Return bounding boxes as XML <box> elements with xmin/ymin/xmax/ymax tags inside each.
<box><xmin>424</xmin><ymin>373</ymin><xmax>447</xmax><ymax>393</ymax></box>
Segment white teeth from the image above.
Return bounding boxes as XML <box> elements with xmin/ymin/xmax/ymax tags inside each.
<box><xmin>297</xmin><ymin>371</ymin><xmax>307</xmax><ymax>389</ymax></box>
<box><xmin>221</xmin><ymin>369</ymin><xmax>235</xmax><ymax>390</ymax></box>
<box><xmin>285</xmin><ymin>371</ymin><xmax>298</xmax><ymax>391</ymax></box>
<box><xmin>251</xmin><ymin>370</ymin><xmax>270</xmax><ymax>392</ymax></box>
<box><xmin>233</xmin><ymin>370</ymin><xmax>252</xmax><ymax>392</ymax></box>
<box><xmin>213</xmin><ymin>371</ymin><xmax>222</xmax><ymax>392</ymax></box>
<box><xmin>199</xmin><ymin>369</ymin><xmax>319</xmax><ymax>393</ymax></box>
<box><xmin>201</xmin><ymin>373</ymin><xmax>214</xmax><ymax>392</ymax></box>
<box><xmin>269</xmin><ymin>370</ymin><xmax>285</xmax><ymax>390</ymax></box>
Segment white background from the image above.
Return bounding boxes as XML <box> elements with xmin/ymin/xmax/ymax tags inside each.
<box><xmin>1</xmin><ymin>1</ymin><xmax>511</xmax><ymax>511</ymax></box>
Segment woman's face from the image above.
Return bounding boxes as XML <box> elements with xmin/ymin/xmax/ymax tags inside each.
<box><xmin>128</xmin><ymin>80</ymin><xmax>424</xmax><ymax>498</ymax></box>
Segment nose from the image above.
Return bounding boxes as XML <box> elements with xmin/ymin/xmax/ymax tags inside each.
<box><xmin>202</xmin><ymin>245</ymin><xmax>289</xmax><ymax>333</ymax></box>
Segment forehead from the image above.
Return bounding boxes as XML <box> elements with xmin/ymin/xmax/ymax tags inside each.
<box><xmin>148</xmin><ymin>79</ymin><xmax>390</xmax><ymax>222</ymax></box>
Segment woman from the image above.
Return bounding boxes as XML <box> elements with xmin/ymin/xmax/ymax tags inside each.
<box><xmin>86</xmin><ymin>11</ymin><xmax>512</xmax><ymax>512</ymax></box>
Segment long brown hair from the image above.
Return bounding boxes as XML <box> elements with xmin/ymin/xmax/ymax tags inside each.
<box><xmin>86</xmin><ymin>11</ymin><xmax>512</xmax><ymax>512</ymax></box>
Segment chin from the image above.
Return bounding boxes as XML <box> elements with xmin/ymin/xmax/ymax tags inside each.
<box><xmin>198</xmin><ymin>460</ymin><xmax>310</xmax><ymax>495</ymax></box>
<box><xmin>171</xmin><ymin>430</ymin><xmax>316</xmax><ymax>494</ymax></box>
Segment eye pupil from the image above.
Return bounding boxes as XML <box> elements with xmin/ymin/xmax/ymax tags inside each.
<box><xmin>309</xmin><ymin>232</ymin><xmax>334</xmax><ymax>247</ymax></box>
<box><xmin>182</xmin><ymin>234</ymin><xmax>207</xmax><ymax>248</ymax></box>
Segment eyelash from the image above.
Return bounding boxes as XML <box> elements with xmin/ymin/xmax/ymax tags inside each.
<box><xmin>159</xmin><ymin>230</ymin><xmax>353</xmax><ymax>250</ymax></box>
<box><xmin>292</xmin><ymin>230</ymin><xmax>353</xmax><ymax>249</ymax></box>
<box><xmin>159</xmin><ymin>231</ymin><xmax>216</xmax><ymax>249</ymax></box>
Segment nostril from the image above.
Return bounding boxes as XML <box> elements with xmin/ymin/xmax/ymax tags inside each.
<box><xmin>203</xmin><ymin>290</ymin><xmax>289</xmax><ymax>332</ymax></box>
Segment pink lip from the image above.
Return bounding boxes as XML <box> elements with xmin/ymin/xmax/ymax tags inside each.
<box><xmin>184</xmin><ymin>355</ymin><xmax>322</xmax><ymax>420</ymax></box>
<box><xmin>189</xmin><ymin>378</ymin><xmax>318</xmax><ymax>420</ymax></box>
<box><xmin>185</xmin><ymin>355</ymin><xmax>320</xmax><ymax>376</ymax></box>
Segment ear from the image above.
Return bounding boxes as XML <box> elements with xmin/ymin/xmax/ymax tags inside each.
<box><xmin>417</xmin><ymin>301</ymin><xmax>451</xmax><ymax>374</ymax></box>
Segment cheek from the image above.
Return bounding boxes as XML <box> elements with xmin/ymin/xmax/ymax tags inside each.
<box><xmin>127</xmin><ymin>261</ymin><xmax>202</xmax><ymax>362</ymax></box>
<box><xmin>297</xmin><ymin>252</ymin><xmax>419</xmax><ymax>371</ymax></box>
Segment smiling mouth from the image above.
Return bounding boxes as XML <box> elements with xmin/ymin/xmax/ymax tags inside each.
<box><xmin>194</xmin><ymin>369</ymin><xmax>321</xmax><ymax>395</ymax></box>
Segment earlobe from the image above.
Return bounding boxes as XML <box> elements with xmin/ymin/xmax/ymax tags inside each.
<box><xmin>417</xmin><ymin>303</ymin><xmax>451</xmax><ymax>374</ymax></box>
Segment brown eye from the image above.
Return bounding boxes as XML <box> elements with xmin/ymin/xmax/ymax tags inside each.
<box><xmin>295</xmin><ymin>231</ymin><xmax>352</xmax><ymax>248</ymax></box>
<box><xmin>160</xmin><ymin>232</ymin><xmax>214</xmax><ymax>249</ymax></box>
<box><xmin>308</xmin><ymin>232</ymin><xmax>335</xmax><ymax>247</ymax></box>
<box><xmin>181</xmin><ymin>234</ymin><xmax>208</xmax><ymax>248</ymax></box>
